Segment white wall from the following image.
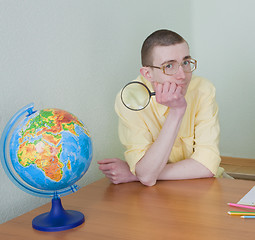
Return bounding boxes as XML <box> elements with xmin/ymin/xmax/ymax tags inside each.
<box><xmin>0</xmin><ymin>0</ymin><xmax>192</xmax><ymax>224</ymax></box>
<box><xmin>191</xmin><ymin>0</ymin><xmax>255</xmax><ymax>158</ymax></box>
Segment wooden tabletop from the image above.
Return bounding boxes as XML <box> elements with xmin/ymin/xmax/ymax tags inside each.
<box><xmin>1</xmin><ymin>177</ymin><xmax>255</xmax><ymax>240</ymax></box>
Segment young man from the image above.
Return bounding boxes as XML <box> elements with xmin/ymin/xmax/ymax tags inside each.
<box><xmin>98</xmin><ymin>29</ymin><xmax>225</xmax><ymax>186</ymax></box>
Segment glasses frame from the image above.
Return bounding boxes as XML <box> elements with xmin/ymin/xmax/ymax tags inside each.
<box><xmin>145</xmin><ymin>58</ymin><xmax>197</xmax><ymax>76</ymax></box>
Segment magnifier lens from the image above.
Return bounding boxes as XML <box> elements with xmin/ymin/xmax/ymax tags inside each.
<box><xmin>121</xmin><ymin>82</ymin><xmax>151</xmax><ymax>111</ymax></box>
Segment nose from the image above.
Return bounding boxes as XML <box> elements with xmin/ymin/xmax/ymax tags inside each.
<box><xmin>175</xmin><ymin>65</ymin><xmax>186</xmax><ymax>80</ymax></box>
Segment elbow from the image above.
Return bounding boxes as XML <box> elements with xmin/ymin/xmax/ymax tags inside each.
<box><xmin>135</xmin><ymin>164</ymin><xmax>158</xmax><ymax>186</ymax></box>
<box><xmin>142</xmin><ymin>180</ymin><xmax>156</xmax><ymax>187</ymax></box>
<box><xmin>137</xmin><ymin>175</ymin><xmax>157</xmax><ymax>186</ymax></box>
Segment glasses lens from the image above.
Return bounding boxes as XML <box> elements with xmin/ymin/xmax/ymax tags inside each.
<box><xmin>182</xmin><ymin>59</ymin><xmax>196</xmax><ymax>72</ymax></box>
<box><xmin>163</xmin><ymin>62</ymin><xmax>178</xmax><ymax>75</ymax></box>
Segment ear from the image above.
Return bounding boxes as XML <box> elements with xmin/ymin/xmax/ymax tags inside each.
<box><xmin>140</xmin><ymin>67</ymin><xmax>153</xmax><ymax>82</ymax></box>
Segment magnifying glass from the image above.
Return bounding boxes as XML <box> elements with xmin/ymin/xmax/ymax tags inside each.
<box><xmin>121</xmin><ymin>81</ymin><xmax>156</xmax><ymax>111</ymax></box>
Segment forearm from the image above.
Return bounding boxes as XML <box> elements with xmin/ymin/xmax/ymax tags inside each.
<box><xmin>157</xmin><ymin>158</ymin><xmax>214</xmax><ymax>180</ymax></box>
<box><xmin>135</xmin><ymin>108</ymin><xmax>185</xmax><ymax>186</ymax></box>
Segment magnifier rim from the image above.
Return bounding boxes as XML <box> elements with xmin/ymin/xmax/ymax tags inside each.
<box><xmin>121</xmin><ymin>81</ymin><xmax>152</xmax><ymax>111</ymax></box>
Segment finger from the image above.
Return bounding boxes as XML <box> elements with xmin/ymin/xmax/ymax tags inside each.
<box><xmin>175</xmin><ymin>85</ymin><xmax>183</xmax><ymax>96</ymax></box>
<box><xmin>155</xmin><ymin>82</ymin><xmax>163</xmax><ymax>94</ymax></box>
<box><xmin>102</xmin><ymin>170</ymin><xmax>116</xmax><ymax>176</ymax></box>
<box><xmin>169</xmin><ymin>82</ymin><xmax>177</xmax><ymax>93</ymax></box>
<box><xmin>162</xmin><ymin>82</ymin><xmax>170</xmax><ymax>93</ymax></box>
<box><xmin>104</xmin><ymin>173</ymin><xmax>117</xmax><ymax>182</ymax></box>
<box><xmin>98</xmin><ymin>163</ymin><xmax>113</xmax><ymax>171</ymax></box>
<box><xmin>155</xmin><ymin>83</ymin><xmax>163</xmax><ymax>102</ymax></box>
<box><xmin>98</xmin><ymin>158</ymin><xmax>116</xmax><ymax>164</ymax></box>
<box><xmin>100</xmin><ymin>170</ymin><xmax>115</xmax><ymax>180</ymax></box>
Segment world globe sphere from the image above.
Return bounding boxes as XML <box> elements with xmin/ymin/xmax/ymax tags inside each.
<box><xmin>0</xmin><ymin>103</ymin><xmax>93</xmax><ymax>231</ymax></box>
<box><xmin>1</xmin><ymin>103</ymin><xmax>93</xmax><ymax>198</ymax></box>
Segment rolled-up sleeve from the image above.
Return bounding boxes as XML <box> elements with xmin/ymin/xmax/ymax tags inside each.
<box><xmin>115</xmin><ymin>92</ymin><xmax>153</xmax><ymax>174</ymax></box>
<box><xmin>190</xmin><ymin>81</ymin><xmax>221</xmax><ymax>176</ymax></box>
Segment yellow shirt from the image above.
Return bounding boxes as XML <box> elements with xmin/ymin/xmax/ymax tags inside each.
<box><xmin>115</xmin><ymin>75</ymin><xmax>224</xmax><ymax>177</ymax></box>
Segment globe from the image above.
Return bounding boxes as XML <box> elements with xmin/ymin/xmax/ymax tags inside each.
<box><xmin>0</xmin><ymin>103</ymin><xmax>93</xmax><ymax>232</ymax></box>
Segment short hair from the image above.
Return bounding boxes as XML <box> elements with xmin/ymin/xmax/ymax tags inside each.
<box><xmin>141</xmin><ymin>29</ymin><xmax>186</xmax><ymax>66</ymax></box>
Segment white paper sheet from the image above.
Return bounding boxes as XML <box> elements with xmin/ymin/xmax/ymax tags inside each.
<box><xmin>238</xmin><ymin>186</ymin><xmax>255</xmax><ymax>205</ymax></box>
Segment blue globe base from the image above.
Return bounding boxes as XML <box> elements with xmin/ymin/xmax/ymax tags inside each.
<box><xmin>32</xmin><ymin>197</ymin><xmax>85</xmax><ymax>232</ymax></box>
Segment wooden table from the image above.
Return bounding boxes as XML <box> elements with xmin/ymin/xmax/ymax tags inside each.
<box><xmin>1</xmin><ymin>177</ymin><xmax>255</xmax><ymax>240</ymax></box>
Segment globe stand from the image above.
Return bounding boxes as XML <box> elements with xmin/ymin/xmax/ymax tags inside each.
<box><xmin>32</xmin><ymin>197</ymin><xmax>85</xmax><ymax>232</ymax></box>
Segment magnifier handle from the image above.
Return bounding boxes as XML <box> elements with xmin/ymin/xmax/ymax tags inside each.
<box><xmin>151</xmin><ymin>92</ymin><xmax>156</xmax><ymax>96</ymax></box>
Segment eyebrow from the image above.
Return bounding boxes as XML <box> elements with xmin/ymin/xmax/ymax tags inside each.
<box><xmin>161</xmin><ymin>55</ymin><xmax>192</xmax><ymax>66</ymax></box>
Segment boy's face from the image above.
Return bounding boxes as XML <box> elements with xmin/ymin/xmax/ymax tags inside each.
<box><xmin>147</xmin><ymin>42</ymin><xmax>192</xmax><ymax>96</ymax></box>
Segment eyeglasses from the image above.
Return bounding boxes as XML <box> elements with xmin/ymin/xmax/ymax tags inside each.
<box><xmin>145</xmin><ymin>58</ymin><xmax>197</xmax><ymax>76</ymax></box>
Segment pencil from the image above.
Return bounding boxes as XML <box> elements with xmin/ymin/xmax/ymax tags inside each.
<box><xmin>228</xmin><ymin>211</ymin><xmax>255</xmax><ymax>216</ymax></box>
<box><xmin>227</xmin><ymin>203</ymin><xmax>255</xmax><ymax>210</ymax></box>
<box><xmin>241</xmin><ymin>216</ymin><xmax>255</xmax><ymax>219</ymax></box>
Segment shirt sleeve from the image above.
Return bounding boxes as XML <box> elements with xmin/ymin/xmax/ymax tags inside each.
<box><xmin>190</xmin><ymin>79</ymin><xmax>221</xmax><ymax>176</ymax></box>
<box><xmin>115</xmin><ymin>92</ymin><xmax>153</xmax><ymax>175</ymax></box>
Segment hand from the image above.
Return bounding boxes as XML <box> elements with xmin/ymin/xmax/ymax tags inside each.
<box><xmin>98</xmin><ymin>158</ymin><xmax>138</xmax><ymax>184</ymax></box>
<box><xmin>154</xmin><ymin>82</ymin><xmax>187</xmax><ymax>110</ymax></box>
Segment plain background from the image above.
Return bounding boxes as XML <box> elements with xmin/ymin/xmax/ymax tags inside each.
<box><xmin>0</xmin><ymin>0</ymin><xmax>254</xmax><ymax>224</ymax></box>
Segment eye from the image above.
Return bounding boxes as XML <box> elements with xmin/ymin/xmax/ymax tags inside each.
<box><xmin>183</xmin><ymin>60</ymin><xmax>190</xmax><ymax>66</ymax></box>
<box><xmin>165</xmin><ymin>63</ymin><xmax>174</xmax><ymax>69</ymax></box>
